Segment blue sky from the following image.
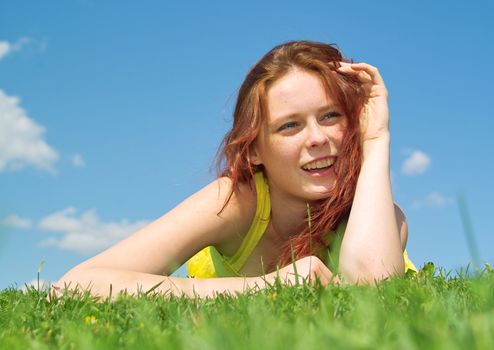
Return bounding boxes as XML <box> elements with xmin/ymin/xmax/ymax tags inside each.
<box><xmin>1</xmin><ymin>0</ymin><xmax>493</xmax><ymax>290</ymax></box>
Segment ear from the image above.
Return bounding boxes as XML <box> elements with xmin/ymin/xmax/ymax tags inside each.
<box><xmin>249</xmin><ymin>144</ymin><xmax>262</xmax><ymax>166</ymax></box>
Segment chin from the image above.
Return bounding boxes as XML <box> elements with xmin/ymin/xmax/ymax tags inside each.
<box><xmin>306</xmin><ymin>187</ymin><xmax>333</xmax><ymax>201</ymax></box>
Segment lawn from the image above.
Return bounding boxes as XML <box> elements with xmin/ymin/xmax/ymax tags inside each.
<box><xmin>1</xmin><ymin>263</ymin><xmax>493</xmax><ymax>349</ymax></box>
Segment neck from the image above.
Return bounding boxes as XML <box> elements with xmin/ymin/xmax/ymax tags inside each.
<box><xmin>268</xmin><ymin>185</ymin><xmax>311</xmax><ymax>241</ymax></box>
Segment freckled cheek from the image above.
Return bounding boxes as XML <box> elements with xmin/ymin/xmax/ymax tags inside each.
<box><xmin>267</xmin><ymin>139</ymin><xmax>301</xmax><ymax>165</ymax></box>
<box><xmin>336</xmin><ymin>130</ymin><xmax>345</xmax><ymax>142</ymax></box>
<box><xmin>332</xmin><ymin>127</ymin><xmax>346</xmax><ymax>146</ymax></box>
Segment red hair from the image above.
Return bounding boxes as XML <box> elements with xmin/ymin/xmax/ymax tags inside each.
<box><xmin>215</xmin><ymin>40</ymin><xmax>366</xmax><ymax>271</ymax></box>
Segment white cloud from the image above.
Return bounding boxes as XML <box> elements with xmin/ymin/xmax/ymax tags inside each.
<box><xmin>0</xmin><ymin>37</ymin><xmax>31</xmax><ymax>61</ymax></box>
<box><xmin>39</xmin><ymin>207</ymin><xmax>83</xmax><ymax>232</ymax></box>
<box><xmin>37</xmin><ymin>207</ymin><xmax>149</xmax><ymax>256</ymax></box>
<box><xmin>0</xmin><ymin>42</ymin><xmax>10</xmax><ymax>60</ymax></box>
<box><xmin>401</xmin><ymin>149</ymin><xmax>431</xmax><ymax>175</ymax></box>
<box><xmin>1</xmin><ymin>214</ymin><xmax>32</xmax><ymax>229</ymax></box>
<box><xmin>411</xmin><ymin>192</ymin><xmax>455</xmax><ymax>209</ymax></box>
<box><xmin>70</xmin><ymin>153</ymin><xmax>86</xmax><ymax>167</ymax></box>
<box><xmin>20</xmin><ymin>278</ymin><xmax>52</xmax><ymax>292</ymax></box>
<box><xmin>0</xmin><ymin>89</ymin><xmax>59</xmax><ymax>174</ymax></box>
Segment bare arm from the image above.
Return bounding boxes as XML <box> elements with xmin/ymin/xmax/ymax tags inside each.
<box><xmin>51</xmin><ymin>267</ymin><xmax>266</xmax><ymax>301</ymax></box>
<box><xmin>50</xmin><ymin>256</ymin><xmax>334</xmax><ymax>301</ymax></box>
<box><xmin>336</xmin><ymin>62</ymin><xmax>404</xmax><ymax>283</ymax></box>
<box><xmin>50</xmin><ymin>176</ymin><xmax>262</xmax><ymax>300</ymax></box>
<box><xmin>339</xmin><ymin>134</ymin><xmax>404</xmax><ymax>283</ymax></box>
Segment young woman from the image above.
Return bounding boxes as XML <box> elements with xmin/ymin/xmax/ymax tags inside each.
<box><xmin>50</xmin><ymin>40</ymin><xmax>416</xmax><ymax>300</ymax></box>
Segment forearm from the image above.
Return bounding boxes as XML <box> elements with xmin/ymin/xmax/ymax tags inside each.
<box><xmin>52</xmin><ymin>267</ymin><xmax>269</xmax><ymax>300</ymax></box>
<box><xmin>339</xmin><ymin>133</ymin><xmax>404</xmax><ymax>283</ymax></box>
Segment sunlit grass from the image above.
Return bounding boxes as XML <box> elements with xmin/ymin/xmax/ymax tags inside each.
<box><xmin>1</xmin><ymin>193</ymin><xmax>490</xmax><ymax>348</ymax></box>
<box><xmin>1</xmin><ymin>264</ymin><xmax>494</xmax><ymax>349</ymax></box>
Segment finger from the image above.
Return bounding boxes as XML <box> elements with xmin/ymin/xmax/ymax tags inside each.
<box><xmin>338</xmin><ymin>62</ymin><xmax>385</xmax><ymax>86</ymax></box>
<box><xmin>321</xmin><ymin>269</ymin><xmax>332</xmax><ymax>287</ymax></box>
<box><xmin>323</xmin><ymin>264</ymin><xmax>335</xmax><ymax>286</ymax></box>
<box><xmin>315</xmin><ymin>273</ymin><xmax>329</xmax><ymax>287</ymax></box>
<box><xmin>337</xmin><ymin>65</ymin><xmax>373</xmax><ymax>85</ymax></box>
<box><xmin>315</xmin><ymin>265</ymin><xmax>332</xmax><ymax>287</ymax></box>
<box><xmin>330</xmin><ymin>274</ymin><xmax>342</xmax><ymax>285</ymax></box>
<box><xmin>337</xmin><ymin>62</ymin><xmax>383</xmax><ymax>86</ymax></box>
<box><xmin>317</xmin><ymin>272</ymin><xmax>330</xmax><ymax>287</ymax></box>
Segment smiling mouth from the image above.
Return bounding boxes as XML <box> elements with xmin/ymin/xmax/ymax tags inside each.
<box><xmin>301</xmin><ymin>157</ymin><xmax>335</xmax><ymax>172</ymax></box>
<box><xmin>302</xmin><ymin>164</ymin><xmax>333</xmax><ymax>173</ymax></box>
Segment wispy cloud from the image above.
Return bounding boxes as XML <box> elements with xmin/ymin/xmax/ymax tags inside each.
<box><xmin>20</xmin><ymin>278</ymin><xmax>52</xmax><ymax>292</ymax></box>
<box><xmin>0</xmin><ymin>89</ymin><xmax>59</xmax><ymax>174</ymax></box>
<box><xmin>39</xmin><ymin>207</ymin><xmax>83</xmax><ymax>232</ymax></box>
<box><xmin>401</xmin><ymin>149</ymin><xmax>431</xmax><ymax>175</ymax></box>
<box><xmin>37</xmin><ymin>207</ymin><xmax>149</xmax><ymax>256</ymax></box>
<box><xmin>0</xmin><ymin>214</ymin><xmax>33</xmax><ymax>229</ymax></box>
<box><xmin>411</xmin><ymin>192</ymin><xmax>455</xmax><ymax>209</ymax></box>
<box><xmin>70</xmin><ymin>153</ymin><xmax>86</xmax><ymax>168</ymax></box>
<box><xmin>0</xmin><ymin>42</ymin><xmax>10</xmax><ymax>60</ymax></box>
<box><xmin>0</xmin><ymin>37</ymin><xmax>31</xmax><ymax>61</ymax></box>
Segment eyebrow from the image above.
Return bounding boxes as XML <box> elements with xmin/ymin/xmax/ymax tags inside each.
<box><xmin>272</xmin><ymin>104</ymin><xmax>340</xmax><ymax>124</ymax></box>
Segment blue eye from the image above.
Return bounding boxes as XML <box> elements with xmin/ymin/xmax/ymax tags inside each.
<box><xmin>277</xmin><ymin>112</ymin><xmax>342</xmax><ymax>132</ymax></box>
<box><xmin>278</xmin><ymin>122</ymin><xmax>298</xmax><ymax>131</ymax></box>
<box><xmin>322</xmin><ymin>112</ymin><xmax>341</xmax><ymax>120</ymax></box>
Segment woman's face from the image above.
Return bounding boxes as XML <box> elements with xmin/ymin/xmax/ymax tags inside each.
<box><xmin>251</xmin><ymin>68</ymin><xmax>347</xmax><ymax>203</ymax></box>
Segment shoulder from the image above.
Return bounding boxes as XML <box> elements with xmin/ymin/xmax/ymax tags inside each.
<box><xmin>72</xmin><ymin>175</ymin><xmax>258</xmax><ymax>276</ymax></box>
<box><xmin>213</xmin><ymin>176</ymin><xmax>257</xmax><ymax>216</ymax></box>
<box><xmin>207</xmin><ymin>176</ymin><xmax>258</xmax><ymax>246</ymax></box>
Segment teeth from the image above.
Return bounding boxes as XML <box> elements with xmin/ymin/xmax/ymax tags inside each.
<box><xmin>302</xmin><ymin>158</ymin><xmax>334</xmax><ymax>170</ymax></box>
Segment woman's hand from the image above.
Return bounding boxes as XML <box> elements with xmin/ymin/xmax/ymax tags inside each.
<box><xmin>265</xmin><ymin>256</ymin><xmax>338</xmax><ymax>287</ymax></box>
<box><xmin>337</xmin><ymin>62</ymin><xmax>390</xmax><ymax>144</ymax></box>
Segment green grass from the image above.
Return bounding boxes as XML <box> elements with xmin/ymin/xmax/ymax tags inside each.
<box><xmin>1</xmin><ymin>194</ymin><xmax>490</xmax><ymax>348</ymax></box>
<box><xmin>1</xmin><ymin>264</ymin><xmax>494</xmax><ymax>349</ymax></box>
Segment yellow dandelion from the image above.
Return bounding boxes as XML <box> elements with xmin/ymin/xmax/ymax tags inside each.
<box><xmin>84</xmin><ymin>315</ymin><xmax>98</xmax><ymax>326</ymax></box>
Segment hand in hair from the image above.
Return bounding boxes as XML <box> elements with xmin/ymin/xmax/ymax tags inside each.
<box><xmin>337</xmin><ymin>62</ymin><xmax>390</xmax><ymax>145</ymax></box>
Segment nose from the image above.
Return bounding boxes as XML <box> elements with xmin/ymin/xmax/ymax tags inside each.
<box><xmin>306</xmin><ymin>121</ymin><xmax>329</xmax><ymax>148</ymax></box>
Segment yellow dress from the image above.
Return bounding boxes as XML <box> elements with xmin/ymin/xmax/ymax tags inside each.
<box><xmin>186</xmin><ymin>171</ymin><xmax>417</xmax><ymax>278</ymax></box>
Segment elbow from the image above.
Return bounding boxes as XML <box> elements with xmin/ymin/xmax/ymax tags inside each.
<box><xmin>340</xmin><ymin>257</ymin><xmax>405</xmax><ymax>285</ymax></box>
<box><xmin>51</xmin><ymin>267</ymin><xmax>106</xmax><ymax>299</ymax></box>
<box><xmin>55</xmin><ymin>266</ymin><xmax>91</xmax><ymax>286</ymax></box>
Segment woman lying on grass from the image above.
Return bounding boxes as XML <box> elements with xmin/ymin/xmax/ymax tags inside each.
<box><xmin>50</xmin><ymin>40</ymin><xmax>416</xmax><ymax>301</ymax></box>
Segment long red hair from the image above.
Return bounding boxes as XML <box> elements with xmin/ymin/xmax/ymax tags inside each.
<box><xmin>215</xmin><ymin>40</ymin><xmax>366</xmax><ymax>271</ymax></box>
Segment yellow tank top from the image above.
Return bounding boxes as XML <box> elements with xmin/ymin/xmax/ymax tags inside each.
<box><xmin>186</xmin><ymin>171</ymin><xmax>417</xmax><ymax>278</ymax></box>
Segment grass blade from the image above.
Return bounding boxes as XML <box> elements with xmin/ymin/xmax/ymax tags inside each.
<box><xmin>457</xmin><ymin>191</ymin><xmax>481</xmax><ymax>270</ymax></box>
